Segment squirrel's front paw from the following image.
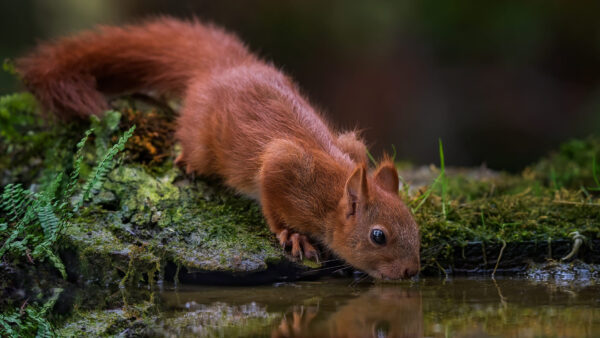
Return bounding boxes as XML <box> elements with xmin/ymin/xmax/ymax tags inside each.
<box><xmin>277</xmin><ymin>229</ymin><xmax>319</xmax><ymax>262</ymax></box>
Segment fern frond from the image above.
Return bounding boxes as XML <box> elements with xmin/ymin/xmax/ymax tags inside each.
<box><xmin>0</xmin><ymin>221</ymin><xmax>28</xmax><ymax>257</ymax></box>
<box><xmin>0</xmin><ymin>288</ymin><xmax>62</xmax><ymax>337</ymax></box>
<box><xmin>41</xmin><ymin>173</ymin><xmax>64</xmax><ymax>205</ymax></box>
<box><xmin>79</xmin><ymin>126</ymin><xmax>135</xmax><ymax>207</ymax></box>
<box><xmin>0</xmin><ymin>192</ymin><xmax>38</xmax><ymax>256</ymax></box>
<box><xmin>64</xmin><ymin>129</ymin><xmax>92</xmax><ymax>201</ymax></box>
<box><xmin>1</xmin><ymin>184</ymin><xmax>34</xmax><ymax>222</ymax></box>
<box><xmin>0</xmin><ymin>312</ymin><xmax>21</xmax><ymax>336</ymax></box>
<box><xmin>1</xmin><ymin>122</ymin><xmax>134</xmax><ymax>281</ymax></box>
<box><xmin>36</xmin><ymin>204</ymin><xmax>61</xmax><ymax>237</ymax></box>
<box><xmin>32</xmin><ymin>246</ymin><xmax>66</xmax><ymax>279</ymax></box>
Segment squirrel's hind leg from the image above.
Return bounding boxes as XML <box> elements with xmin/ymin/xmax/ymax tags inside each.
<box><xmin>174</xmin><ymin>97</ymin><xmax>216</xmax><ymax>176</ymax></box>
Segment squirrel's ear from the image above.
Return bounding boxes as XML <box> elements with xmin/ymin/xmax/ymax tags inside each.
<box><xmin>374</xmin><ymin>162</ymin><xmax>399</xmax><ymax>194</ymax></box>
<box><xmin>345</xmin><ymin>165</ymin><xmax>369</xmax><ymax>217</ymax></box>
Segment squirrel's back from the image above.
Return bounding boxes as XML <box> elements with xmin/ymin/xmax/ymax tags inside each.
<box><xmin>16</xmin><ymin>17</ymin><xmax>255</xmax><ymax>119</ymax></box>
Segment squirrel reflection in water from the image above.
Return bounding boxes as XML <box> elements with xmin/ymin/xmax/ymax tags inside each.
<box><xmin>272</xmin><ymin>285</ymin><xmax>423</xmax><ymax>338</ymax></box>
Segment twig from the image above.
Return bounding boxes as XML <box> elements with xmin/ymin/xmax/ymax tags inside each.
<box><xmin>433</xmin><ymin>259</ymin><xmax>448</xmax><ymax>279</ymax></box>
<box><xmin>492</xmin><ymin>278</ymin><xmax>507</xmax><ymax>309</ymax></box>
<box><xmin>561</xmin><ymin>231</ymin><xmax>586</xmax><ymax>261</ymax></box>
<box><xmin>25</xmin><ymin>248</ymin><xmax>34</xmax><ymax>264</ymax></box>
<box><xmin>552</xmin><ymin>200</ymin><xmax>600</xmax><ymax>207</ymax></box>
<box><xmin>19</xmin><ymin>298</ymin><xmax>29</xmax><ymax>315</ymax></box>
<box><xmin>514</xmin><ymin>187</ymin><xmax>531</xmax><ymax>197</ymax></box>
<box><xmin>491</xmin><ymin>240</ymin><xmax>507</xmax><ymax>278</ymax></box>
<box><xmin>481</xmin><ymin>242</ymin><xmax>487</xmax><ymax>266</ymax></box>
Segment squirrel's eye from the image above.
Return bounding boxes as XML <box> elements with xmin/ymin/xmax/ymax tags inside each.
<box><xmin>370</xmin><ymin>228</ymin><xmax>386</xmax><ymax>245</ymax></box>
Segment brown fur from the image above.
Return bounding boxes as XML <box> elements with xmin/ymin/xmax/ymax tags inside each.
<box><xmin>16</xmin><ymin>17</ymin><xmax>419</xmax><ymax>279</ymax></box>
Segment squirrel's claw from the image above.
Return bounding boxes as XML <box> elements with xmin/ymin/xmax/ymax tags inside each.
<box><xmin>290</xmin><ymin>233</ymin><xmax>303</xmax><ymax>260</ymax></box>
<box><xmin>277</xmin><ymin>229</ymin><xmax>289</xmax><ymax>248</ymax></box>
<box><xmin>300</xmin><ymin>235</ymin><xmax>318</xmax><ymax>261</ymax></box>
<box><xmin>276</xmin><ymin>229</ymin><xmax>318</xmax><ymax>262</ymax></box>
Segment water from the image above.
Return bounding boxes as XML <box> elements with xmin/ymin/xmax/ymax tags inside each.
<box><xmin>135</xmin><ymin>277</ymin><xmax>599</xmax><ymax>337</ymax></box>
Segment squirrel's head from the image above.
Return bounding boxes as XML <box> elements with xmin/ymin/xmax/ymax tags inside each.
<box><xmin>331</xmin><ymin>162</ymin><xmax>420</xmax><ymax>280</ymax></box>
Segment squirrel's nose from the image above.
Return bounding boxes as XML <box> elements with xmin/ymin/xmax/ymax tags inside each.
<box><xmin>403</xmin><ymin>266</ymin><xmax>419</xmax><ymax>278</ymax></box>
<box><xmin>393</xmin><ymin>267</ymin><xmax>417</xmax><ymax>279</ymax></box>
<box><xmin>381</xmin><ymin>260</ymin><xmax>420</xmax><ymax>279</ymax></box>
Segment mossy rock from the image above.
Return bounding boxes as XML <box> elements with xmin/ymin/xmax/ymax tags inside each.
<box><xmin>62</xmin><ymin>163</ymin><xmax>301</xmax><ymax>286</ymax></box>
<box><xmin>401</xmin><ymin>144</ymin><xmax>600</xmax><ymax>274</ymax></box>
<box><xmin>0</xmin><ymin>93</ymin><xmax>312</xmax><ymax>287</ymax></box>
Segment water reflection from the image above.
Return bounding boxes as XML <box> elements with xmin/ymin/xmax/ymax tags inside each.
<box><xmin>52</xmin><ymin>278</ymin><xmax>600</xmax><ymax>337</ymax></box>
<box><xmin>158</xmin><ymin>280</ymin><xmax>422</xmax><ymax>337</ymax></box>
<box><xmin>271</xmin><ymin>286</ymin><xmax>423</xmax><ymax>337</ymax></box>
<box><xmin>158</xmin><ymin>278</ymin><xmax>600</xmax><ymax>337</ymax></box>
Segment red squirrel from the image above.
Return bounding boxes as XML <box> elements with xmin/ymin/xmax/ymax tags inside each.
<box><xmin>16</xmin><ymin>18</ymin><xmax>420</xmax><ymax>279</ymax></box>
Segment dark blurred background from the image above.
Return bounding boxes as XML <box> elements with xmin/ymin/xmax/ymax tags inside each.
<box><xmin>1</xmin><ymin>0</ymin><xmax>599</xmax><ymax>171</ymax></box>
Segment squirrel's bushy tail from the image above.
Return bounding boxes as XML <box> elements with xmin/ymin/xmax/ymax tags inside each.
<box><xmin>16</xmin><ymin>17</ymin><xmax>253</xmax><ymax>119</ymax></box>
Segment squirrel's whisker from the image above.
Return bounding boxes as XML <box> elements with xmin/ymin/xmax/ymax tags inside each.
<box><xmin>301</xmin><ymin>264</ymin><xmax>351</xmax><ymax>274</ymax></box>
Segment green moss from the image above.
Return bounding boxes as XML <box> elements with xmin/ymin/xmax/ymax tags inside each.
<box><xmin>97</xmin><ymin>163</ymin><xmax>283</xmax><ymax>272</ymax></box>
<box><xmin>403</xmin><ymin>137</ymin><xmax>600</xmax><ymax>270</ymax></box>
<box><xmin>529</xmin><ymin>136</ymin><xmax>600</xmax><ymax>189</ymax></box>
<box><xmin>59</xmin><ymin>159</ymin><xmax>286</xmax><ymax>284</ymax></box>
<box><xmin>0</xmin><ymin>93</ymin><xmax>69</xmax><ymax>185</ymax></box>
